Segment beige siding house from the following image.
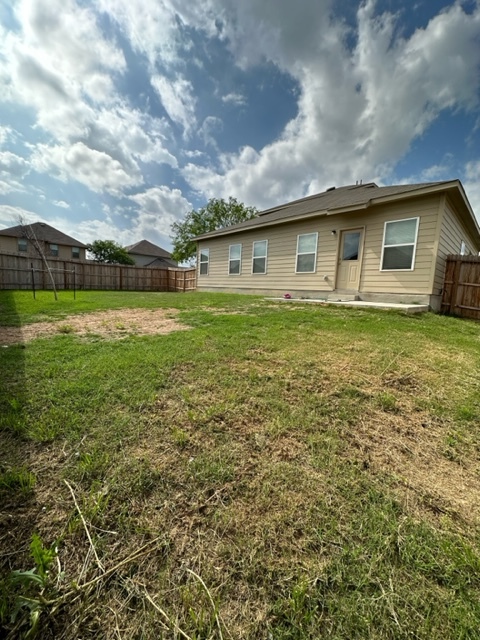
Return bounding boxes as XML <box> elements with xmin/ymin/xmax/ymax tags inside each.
<box><xmin>0</xmin><ymin>222</ymin><xmax>87</xmax><ymax>261</ymax></box>
<box><xmin>195</xmin><ymin>181</ymin><xmax>480</xmax><ymax>310</ymax></box>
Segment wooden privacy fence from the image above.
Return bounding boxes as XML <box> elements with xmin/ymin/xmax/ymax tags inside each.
<box><xmin>0</xmin><ymin>252</ymin><xmax>196</xmax><ymax>292</ymax></box>
<box><xmin>441</xmin><ymin>254</ymin><xmax>480</xmax><ymax>320</ymax></box>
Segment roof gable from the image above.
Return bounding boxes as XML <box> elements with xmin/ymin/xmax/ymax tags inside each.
<box><xmin>0</xmin><ymin>222</ymin><xmax>87</xmax><ymax>248</ymax></box>
<box><xmin>125</xmin><ymin>239</ymin><xmax>172</xmax><ymax>259</ymax></box>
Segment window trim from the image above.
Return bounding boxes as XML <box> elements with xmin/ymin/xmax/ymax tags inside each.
<box><xmin>199</xmin><ymin>248</ymin><xmax>209</xmax><ymax>276</ymax></box>
<box><xmin>460</xmin><ymin>240</ymin><xmax>467</xmax><ymax>256</ymax></box>
<box><xmin>295</xmin><ymin>232</ymin><xmax>318</xmax><ymax>274</ymax></box>
<box><xmin>252</xmin><ymin>240</ymin><xmax>268</xmax><ymax>275</ymax></box>
<box><xmin>380</xmin><ymin>217</ymin><xmax>419</xmax><ymax>272</ymax></box>
<box><xmin>228</xmin><ymin>243</ymin><xmax>242</xmax><ymax>275</ymax></box>
<box><xmin>18</xmin><ymin>238</ymin><xmax>27</xmax><ymax>252</ymax></box>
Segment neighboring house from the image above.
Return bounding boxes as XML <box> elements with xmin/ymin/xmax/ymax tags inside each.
<box><xmin>0</xmin><ymin>222</ymin><xmax>87</xmax><ymax>260</ymax></box>
<box><xmin>125</xmin><ymin>239</ymin><xmax>177</xmax><ymax>267</ymax></box>
<box><xmin>194</xmin><ymin>180</ymin><xmax>480</xmax><ymax>310</ymax></box>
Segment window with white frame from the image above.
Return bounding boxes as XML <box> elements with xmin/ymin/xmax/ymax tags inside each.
<box><xmin>296</xmin><ymin>232</ymin><xmax>318</xmax><ymax>273</ymax></box>
<box><xmin>199</xmin><ymin>248</ymin><xmax>209</xmax><ymax>275</ymax></box>
<box><xmin>229</xmin><ymin>243</ymin><xmax>242</xmax><ymax>275</ymax></box>
<box><xmin>460</xmin><ymin>240</ymin><xmax>467</xmax><ymax>256</ymax></box>
<box><xmin>72</xmin><ymin>246</ymin><xmax>80</xmax><ymax>259</ymax></box>
<box><xmin>50</xmin><ymin>243</ymin><xmax>59</xmax><ymax>257</ymax></box>
<box><xmin>252</xmin><ymin>240</ymin><xmax>267</xmax><ymax>274</ymax></box>
<box><xmin>18</xmin><ymin>238</ymin><xmax>27</xmax><ymax>252</ymax></box>
<box><xmin>381</xmin><ymin>218</ymin><xmax>419</xmax><ymax>270</ymax></box>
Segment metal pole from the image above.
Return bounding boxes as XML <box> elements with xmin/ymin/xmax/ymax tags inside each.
<box><xmin>31</xmin><ymin>262</ymin><xmax>36</xmax><ymax>299</ymax></box>
<box><xmin>73</xmin><ymin>267</ymin><xmax>76</xmax><ymax>300</ymax></box>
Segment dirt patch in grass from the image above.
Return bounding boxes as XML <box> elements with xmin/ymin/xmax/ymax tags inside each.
<box><xmin>0</xmin><ymin>308</ymin><xmax>189</xmax><ymax>344</ymax></box>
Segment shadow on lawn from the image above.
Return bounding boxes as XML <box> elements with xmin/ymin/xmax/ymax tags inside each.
<box><xmin>0</xmin><ymin>290</ymin><xmax>35</xmax><ymax>594</ymax></box>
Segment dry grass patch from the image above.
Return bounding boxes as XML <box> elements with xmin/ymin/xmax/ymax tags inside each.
<box><xmin>0</xmin><ymin>308</ymin><xmax>188</xmax><ymax>344</ymax></box>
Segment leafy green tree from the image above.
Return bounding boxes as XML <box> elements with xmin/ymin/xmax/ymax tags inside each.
<box><xmin>171</xmin><ymin>197</ymin><xmax>257</xmax><ymax>264</ymax></box>
<box><xmin>87</xmin><ymin>240</ymin><xmax>135</xmax><ymax>265</ymax></box>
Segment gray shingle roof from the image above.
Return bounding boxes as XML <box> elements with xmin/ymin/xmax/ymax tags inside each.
<box><xmin>194</xmin><ymin>181</ymin><xmax>453</xmax><ymax>240</ymax></box>
<box><xmin>0</xmin><ymin>222</ymin><xmax>87</xmax><ymax>247</ymax></box>
<box><xmin>144</xmin><ymin>257</ymin><xmax>179</xmax><ymax>267</ymax></box>
<box><xmin>125</xmin><ymin>239</ymin><xmax>173</xmax><ymax>259</ymax></box>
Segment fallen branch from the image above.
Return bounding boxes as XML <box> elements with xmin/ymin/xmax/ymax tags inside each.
<box><xmin>143</xmin><ymin>590</ymin><xmax>190</xmax><ymax>639</ymax></box>
<box><xmin>47</xmin><ymin>537</ymin><xmax>163</xmax><ymax>607</ymax></box>
<box><xmin>64</xmin><ymin>479</ymin><xmax>104</xmax><ymax>573</ymax></box>
<box><xmin>186</xmin><ymin>568</ymin><xmax>225</xmax><ymax>640</ymax></box>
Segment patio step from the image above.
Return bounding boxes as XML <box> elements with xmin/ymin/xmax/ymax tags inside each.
<box><xmin>324</xmin><ymin>293</ymin><xmax>359</xmax><ymax>302</ymax></box>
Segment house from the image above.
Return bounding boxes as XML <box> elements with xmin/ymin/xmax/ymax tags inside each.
<box><xmin>194</xmin><ymin>180</ymin><xmax>480</xmax><ymax>310</ymax></box>
<box><xmin>125</xmin><ymin>240</ymin><xmax>177</xmax><ymax>267</ymax></box>
<box><xmin>0</xmin><ymin>222</ymin><xmax>87</xmax><ymax>260</ymax></box>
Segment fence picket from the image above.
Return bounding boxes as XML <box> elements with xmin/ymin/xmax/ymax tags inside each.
<box><xmin>441</xmin><ymin>254</ymin><xmax>480</xmax><ymax>320</ymax></box>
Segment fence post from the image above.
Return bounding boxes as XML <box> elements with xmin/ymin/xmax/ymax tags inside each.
<box><xmin>73</xmin><ymin>267</ymin><xmax>76</xmax><ymax>300</ymax></box>
<box><xmin>31</xmin><ymin>262</ymin><xmax>36</xmax><ymax>299</ymax></box>
<box><xmin>450</xmin><ymin>257</ymin><xmax>462</xmax><ymax>315</ymax></box>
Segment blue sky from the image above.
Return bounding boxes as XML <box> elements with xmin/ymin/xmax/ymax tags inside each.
<box><xmin>1</xmin><ymin>0</ymin><xmax>480</xmax><ymax>251</ymax></box>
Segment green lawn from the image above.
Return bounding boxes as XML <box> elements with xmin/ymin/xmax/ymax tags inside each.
<box><xmin>1</xmin><ymin>290</ymin><xmax>480</xmax><ymax>639</ymax></box>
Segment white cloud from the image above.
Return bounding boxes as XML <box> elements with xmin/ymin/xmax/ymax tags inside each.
<box><xmin>14</xmin><ymin>0</ymin><xmax>126</xmax><ymax>99</ymax></box>
<box><xmin>0</xmin><ymin>126</ymin><xmax>13</xmax><ymax>147</ymax></box>
<box><xmin>81</xmin><ymin>105</ymin><xmax>178</xmax><ymax>170</ymax></box>
<box><xmin>198</xmin><ymin>116</ymin><xmax>223</xmax><ymax>150</ymax></box>
<box><xmin>395</xmin><ymin>154</ymin><xmax>456</xmax><ymax>187</ymax></box>
<box><xmin>128</xmin><ymin>185</ymin><xmax>192</xmax><ymax>242</ymax></box>
<box><xmin>0</xmin><ymin>150</ymin><xmax>30</xmax><ymax>194</ymax></box>
<box><xmin>0</xmin><ymin>0</ymin><xmax>177</xmax><ymax>198</ymax></box>
<box><xmin>151</xmin><ymin>74</ymin><xmax>197</xmax><ymax>134</ymax></box>
<box><xmin>0</xmin><ymin>150</ymin><xmax>30</xmax><ymax>178</ymax></box>
<box><xmin>221</xmin><ymin>92</ymin><xmax>247</xmax><ymax>106</ymax></box>
<box><xmin>97</xmin><ymin>0</ymin><xmax>220</xmax><ymax>68</ymax></box>
<box><xmin>56</xmin><ymin>186</ymin><xmax>192</xmax><ymax>249</ymax></box>
<box><xmin>180</xmin><ymin>0</ymin><xmax>480</xmax><ymax>209</ymax></box>
<box><xmin>464</xmin><ymin>161</ymin><xmax>480</xmax><ymax>225</ymax></box>
<box><xmin>183</xmin><ymin>149</ymin><xmax>205</xmax><ymax>159</ymax></box>
<box><xmin>31</xmin><ymin>142</ymin><xmax>143</xmax><ymax>195</ymax></box>
<box><xmin>97</xmin><ymin>0</ymin><xmax>184</xmax><ymax>67</ymax></box>
<box><xmin>52</xmin><ymin>200</ymin><xmax>70</xmax><ymax>209</ymax></box>
<box><xmin>0</xmin><ymin>204</ymin><xmax>39</xmax><ymax>228</ymax></box>
<box><xmin>0</xmin><ymin>180</ymin><xmax>24</xmax><ymax>196</ymax></box>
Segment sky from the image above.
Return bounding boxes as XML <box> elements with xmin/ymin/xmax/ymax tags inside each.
<box><xmin>0</xmin><ymin>0</ymin><xmax>480</xmax><ymax>252</ymax></box>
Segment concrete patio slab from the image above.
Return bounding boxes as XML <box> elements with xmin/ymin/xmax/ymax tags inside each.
<box><xmin>267</xmin><ymin>298</ymin><xmax>430</xmax><ymax>314</ymax></box>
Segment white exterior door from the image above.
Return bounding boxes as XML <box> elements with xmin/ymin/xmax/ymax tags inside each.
<box><xmin>336</xmin><ymin>229</ymin><xmax>364</xmax><ymax>290</ymax></box>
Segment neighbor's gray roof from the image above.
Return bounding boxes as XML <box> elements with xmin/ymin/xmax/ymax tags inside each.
<box><xmin>194</xmin><ymin>181</ymin><xmax>454</xmax><ymax>240</ymax></box>
<box><xmin>144</xmin><ymin>257</ymin><xmax>178</xmax><ymax>267</ymax></box>
<box><xmin>125</xmin><ymin>239</ymin><xmax>173</xmax><ymax>259</ymax></box>
<box><xmin>0</xmin><ymin>222</ymin><xmax>87</xmax><ymax>247</ymax></box>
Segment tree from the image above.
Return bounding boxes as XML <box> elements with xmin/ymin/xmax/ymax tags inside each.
<box><xmin>87</xmin><ymin>240</ymin><xmax>135</xmax><ymax>265</ymax></box>
<box><xmin>171</xmin><ymin>197</ymin><xmax>258</xmax><ymax>264</ymax></box>
<box><xmin>17</xmin><ymin>216</ymin><xmax>58</xmax><ymax>300</ymax></box>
